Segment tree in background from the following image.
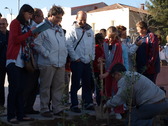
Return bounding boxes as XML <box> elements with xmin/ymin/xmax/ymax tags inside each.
<box><xmin>146</xmin><ymin>0</ymin><xmax>168</xmax><ymax>44</ymax></box>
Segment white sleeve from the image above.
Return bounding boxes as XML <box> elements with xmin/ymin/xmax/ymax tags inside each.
<box><xmin>66</xmin><ymin>30</ymin><xmax>79</xmax><ymax>61</ymax></box>
<box><xmin>34</xmin><ymin>33</ymin><xmax>50</xmax><ymax>58</ymax></box>
<box><xmin>106</xmin><ymin>79</ymin><xmax>126</xmax><ymax>107</ymax></box>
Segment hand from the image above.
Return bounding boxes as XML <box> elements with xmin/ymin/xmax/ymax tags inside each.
<box><xmin>99</xmin><ymin>72</ymin><xmax>109</xmax><ymax>79</ymax></box>
<box><xmin>135</xmin><ymin>39</ymin><xmax>142</xmax><ymax>46</ymax></box>
<box><xmin>97</xmin><ymin>57</ymin><xmax>105</xmax><ymax>63</ymax></box>
<box><xmin>33</xmin><ymin>33</ymin><xmax>39</xmax><ymax>38</ymax></box>
<box><xmin>31</xmin><ymin>27</ymin><xmax>36</xmax><ymax>31</ymax></box>
<box><xmin>103</xmin><ymin>104</ymin><xmax>110</xmax><ymax>113</ymax></box>
<box><xmin>75</xmin><ymin>59</ymin><xmax>80</xmax><ymax>62</ymax></box>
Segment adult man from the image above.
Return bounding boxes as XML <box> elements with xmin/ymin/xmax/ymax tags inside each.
<box><xmin>34</xmin><ymin>5</ymin><xmax>67</xmax><ymax>117</ymax></box>
<box><xmin>23</xmin><ymin>8</ymin><xmax>44</xmax><ymax>114</ymax></box>
<box><xmin>104</xmin><ymin>63</ymin><xmax>168</xmax><ymax>126</ymax></box>
<box><xmin>0</xmin><ymin>18</ymin><xmax>9</xmax><ymax>109</ymax></box>
<box><xmin>66</xmin><ymin>11</ymin><xmax>95</xmax><ymax>113</ymax></box>
<box><xmin>31</xmin><ymin>8</ymin><xmax>44</xmax><ymax>27</ymax></box>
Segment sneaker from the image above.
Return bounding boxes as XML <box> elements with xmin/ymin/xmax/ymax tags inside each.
<box><xmin>84</xmin><ymin>103</ymin><xmax>95</xmax><ymax>110</ymax></box>
<box><xmin>70</xmin><ymin>107</ymin><xmax>81</xmax><ymax>113</ymax></box>
<box><xmin>8</xmin><ymin>118</ymin><xmax>19</xmax><ymax>124</ymax></box>
<box><xmin>115</xmin><ymin>113</ymin><xmax>122</xmax><ymax>120</ymax></box>
<box><xmin>41</xmin><ymin>111</ymin><xmax>53</xmax><ymax>118</ymax></box>
<box><xmin>110</xmin><ymin>108</ymin><xmax>115</xmax><ymax>116</ymax></box>
<box><xmin>25</xmin><ymin>109</ymin><xmax>40</xmax><ymax>114</ymax></box>
<box><xmin>54</xmin><ymin>111</ymin><xmax>68</xmax><ymax>116</ymax></box>
<box><xmin>0</xmin><ymin>105</ymin><xmax>5</xmax><ymax>114</ymax></box>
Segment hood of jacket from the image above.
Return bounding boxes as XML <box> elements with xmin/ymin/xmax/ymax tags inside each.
<box><xmin>72</xmin><ymin>21</ymin><xmax>92</xmax><ymax>31</ymax></box>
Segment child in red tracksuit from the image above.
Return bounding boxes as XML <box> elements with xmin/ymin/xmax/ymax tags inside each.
<box><xmin>93</xmin><ymin>33</ymin><xmax>105</xmax><ymax>106</ymax></box>
<box><xmin>100</xmin><ymin>26</ymin><xmax>124</xmax><ymax>119</ymax></box>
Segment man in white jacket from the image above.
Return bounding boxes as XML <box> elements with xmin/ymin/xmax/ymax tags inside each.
<box><xmin>34</xmin><ymin>5</ymin><xmax>67</xmax><ymax>117</ymax></box>
<box><xmin>66</xmin><ymin>11</ymin><xmax>95</xmax><ymax>113</ymax></box>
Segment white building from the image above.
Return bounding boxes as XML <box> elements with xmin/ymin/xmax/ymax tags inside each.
<box><xmin>61</xmin><ymin>3</ymin><xmax>149</xmax><ymax>40</ymax></box>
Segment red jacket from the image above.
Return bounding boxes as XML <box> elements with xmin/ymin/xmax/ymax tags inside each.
<box><xmin>7</xmin><ymin>19</ymin><xmax>32</xmax><ymax>60</ymax></box>
<box><xmin>93</xmin><ymin>44</ymin><xmax>104</xmax><ymax>73</ymax></box>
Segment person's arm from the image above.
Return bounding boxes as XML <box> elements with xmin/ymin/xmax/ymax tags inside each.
<box><xmin>107</xmin><ymin>42</ymin><xmax>123</xmax><ymax>72</ymax></box>
<box><xmin>33</xmin><ymin>32</ymin><xmax>50</xmax><ymax>58</ymax></box>
<box><xmin>105</xmin><ymin>78</ymin><xmax>126</xmax><ymax>107</ymax></box>
<box><xmin>66</xmin><ymin>29</ymin><xmax>80</xmax><ymax>61</ymax></box>
<box><xmin>91</xmin><ymin>33</ymin><xmax>95</xmax><ymax>61</ymax></box>
<box><xmin>10</xmin><ymin>20</ymin><xmax>32</xmax><ymax>45</ymax></box>
<box><xmin>147</xmin><ymin>33</ymin><xmax>159</xmax><ymax>65</ymax></box>
<box><xmin>122</xmin><ymin>44</ymin><xmax>129</xmax><ymax>70</ymax></box>
<box><xmin>0</xmin><ymin>34</ymin><xmax>5</xmax><ymax>51</ymax></box>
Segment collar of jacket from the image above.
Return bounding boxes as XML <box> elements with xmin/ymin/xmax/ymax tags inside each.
<box><xmin>73</xmin><ymin>21</ymin><xmax>92</xmax><ymax>31</ymax></box>
<box><xmin>104</xmin><ymin>39</ymin><xmax>118</xmax><ymax>45</ymax></box>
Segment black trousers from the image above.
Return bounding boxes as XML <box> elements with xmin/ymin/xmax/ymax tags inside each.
<box><xmin>7</xmin><ymin>63</ymin><xmax>25</xmax><ymax>121</ymax></box>
<box><xmin>23</xmin><ymin>69</ymin><xmax>39</xmax><ymax>112</ymax></box>
<box><xmin>0</xmin><ymin>64</ymin><xmax>6</xmax><ymax>106</ymax></box>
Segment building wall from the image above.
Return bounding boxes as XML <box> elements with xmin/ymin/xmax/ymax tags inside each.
<box><xmin>87</xmin><ymin>8</ymin><xmax>130</xmax><ymax>34</ymax></box>
<box><xmin>129</xmin><ymin>11</ymin><xmax>147</xmax><ymax>41</ymax></box>
<box><xmin>61</xmin><ymin>7</ymin><xmax>147</xmax><ymax>37</ymax></box>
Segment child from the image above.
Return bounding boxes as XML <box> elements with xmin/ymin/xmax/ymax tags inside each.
<box><xmin>92</xmin><ymin>33</ymin><xmax>104</xmax><ymax>106</ymax></box>
<box><xmin>100</xmin><ymin>26</ymin><xmax>124</xmax><ymax>119</ymax></box>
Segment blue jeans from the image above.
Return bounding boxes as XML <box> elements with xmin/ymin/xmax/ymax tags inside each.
<box><xmin>7</xmin><ymin>63</ymin><xmax>25</xmax><ymax>121</ymax></box>
<box><xmin>125</xmin><ymin>100</ymin><xmax>168</xmax><ymax>126</ymax></box>
<box><xmin>70</xmin><ymin>61</ymin><xmax>93</xmax><ymax>107</ymax></box>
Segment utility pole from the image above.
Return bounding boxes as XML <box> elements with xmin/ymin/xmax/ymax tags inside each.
<box><xmin>4</xmin><ymin>7</ymin><xmax>12</xmax><ymax>22</ymax></box>
<box><xmin>18</xmin><ymin>0</ymin><xmax>20</xmax><ymax>13</ymax></box>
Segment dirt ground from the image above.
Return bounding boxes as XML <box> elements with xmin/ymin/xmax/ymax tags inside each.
<box><xmin>1</xmin><ymin>112</ymin><xmax>168</xmax><ymax>126</ymax></box>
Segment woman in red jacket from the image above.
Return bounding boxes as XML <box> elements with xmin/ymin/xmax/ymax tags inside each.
<box><xmin>6</xmin><ymin>4</ymin><xmax>35</xmax><ymax>124</ymax></box>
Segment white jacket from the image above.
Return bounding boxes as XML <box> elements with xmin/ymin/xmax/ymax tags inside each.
<box><xmin>34</xmin><ymin>21</ymin><xmax>67</xmax><ymax>67</ymax></box>
<box><xmin>106</xmin><ymin>71</ymin><xmax>165</xmax><ymax>107</ymax></box>
<box><xmin>66</xmin><ymin>22</ymin><xmax>95</xmax><ymax>64</ymax></box>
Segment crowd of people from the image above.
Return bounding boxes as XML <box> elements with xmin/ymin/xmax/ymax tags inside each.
<box><xmin>0</xmin><ymin>4</ymin><xmax>168</xmax><ymax>126</ymax></box>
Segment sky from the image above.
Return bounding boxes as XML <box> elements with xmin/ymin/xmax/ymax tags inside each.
<box><xmin>1</xmin><ymin>0</ymin><xmax>149</xmax><ymax>17</ymax></box>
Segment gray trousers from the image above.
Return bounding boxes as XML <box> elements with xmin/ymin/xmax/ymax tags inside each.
<box><xmin>39</xmin><ymin>65</ymin><xmax>65</xmax><ymax>113</ymax></box>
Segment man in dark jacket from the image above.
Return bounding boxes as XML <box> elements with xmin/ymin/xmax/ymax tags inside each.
<box><xmin>0</xmin><ymin>18</ymin><xmax>9</xmax><ymax>109</ymax></box>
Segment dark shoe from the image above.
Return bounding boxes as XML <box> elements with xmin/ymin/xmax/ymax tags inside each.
<box><xmin>8</xmin><ymin>118</ymin><xmax>19</xmax><ymax>124</ymax></box>
<box><xmin>54</xmin><ymin>111</ymin><xmax>68</xmax><ymax>116</ymax></box>
<box><xmin>70</xmin><ymin>107</ymin><xmax>81</xmax><ymax>113</ymax></box>
<box><xmin>84</xmin><ymin>103</ymin><xmax>95</xmax><ymax>110</ymax></box>
<box><xmin>18</xmin><ymin>116</ymin><xmax>34</xmax><ymax>121</ymax></box>
<box><xmin>0</xmin><ymin>105</ymin><xmax>5</xmax><ymax>110</ymax></box>
<box><xmin>25</xmin><ymin>110</ymin><xmax>40</xmax><ymax>114</ymax></box>
<box><xmin>41</xmin><ymin>111</ymin><xmax>53</xmax><ymax>118</ymax></box>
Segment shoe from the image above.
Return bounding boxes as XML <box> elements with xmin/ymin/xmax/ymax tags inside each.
<box><xmin>18</xmin><ymin>116</ymin><xmax>34</xmax><ymax>121</ymax></box>
<box><xmin>25</xmin><ymin>110</ymin><xmax>40</xmax><ymax>114</ymax></box>
<box><xmin>54</xmin><ymin>111</ymin><xmax>68</xmax><ymax>116</ymax></box>
<box><xmin>84</xmin><ymin>103</ymin><xmax>95</xmax><ymax>110</ymax></box>
<box><xmin>64</xmin><ymin>102</ymin><xmax>71</xmax><ymax>107</ymax></box>
<box><xmin>70</xmin><ymin>107</ymin><xmax>81</xmax><ymax>113</ymax></box>
<box><xmin>8</xmin><ymin>118</ymin><xmax>19</xmax><ymax>124</ymax></box>
<box><xmin>0</xmin><ymin>105</ymin><xmax>5</xmax><ymax>113</ymax></box>
<box><xmin>41</xmin><ymin>111</ymin><xmax>53</xmax><ymax>118</ymax></box>
<box><xmin>115</xmin><ymin>113</ymin><xmax>122</xmax><ymax>120</ymax></box>
<box><xmin>0</xmin><ymin>105</ymin><xmax>5</xmax><ymax>110</ymax></box>
<box><xmin>110</xmin><ymin>108</ymin><xmax>115</xmax><ymax>116</ymax></box>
